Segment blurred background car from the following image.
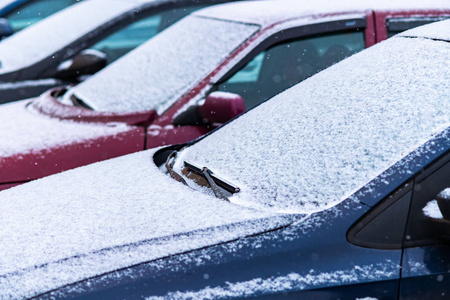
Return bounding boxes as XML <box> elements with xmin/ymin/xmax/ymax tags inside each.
<box><xmin>0</xmin><ymin>0</ymin><xmax>236</xmax><ymax>103</ymax></box>
<box><xmin>0</xmin><ymin>19</ymin><xmax>448</xmax><ymax>299</ymax></box>
<box><xmin>1</xmin><ymin>0</ymin><xmax>449</xmax><ymax>191</ymax></box>
<box><xmin>0</xmin><ymin>0</ymin><xmax>81</xmax><ymax>38</ymax></box>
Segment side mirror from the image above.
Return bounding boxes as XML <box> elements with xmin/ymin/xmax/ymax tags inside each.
<box><xmin>437</xmin><ymin>188</ymin><xmax>450</xmax><ymax>220</ymax></box>
<box><xmin>0</xmin><ymin>18</ymin><xmax>13</xmax><ymax>39</ymax></box>
<box><xmin>54</xmin><ymin>49</ymin><xmax>107</xmax><ymax>80</ymax></box>
<box><xmin>173</xmin><ymin>91</ymin><xmax>246</xmax><ymax>126</ymax></box>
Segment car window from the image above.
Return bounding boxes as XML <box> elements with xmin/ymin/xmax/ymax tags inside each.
<box><xmin>217</xmin><ymin>30</ymin><xmax>365</xmax><ymax>110</ymax></box>
<box><xmin>4</xmin><ymin>0</ymin><xmax>79</xmax><ymax>32</ymax></box>
<box><xmin>403</xmin><ymin>152</ymin><xmax>450</xmax><ymax>247</ymax></box>
<box><xmin>91</xmin><ymin>6</ymin><xmax>205</xmax><ymax>65</ymax></box>
<box><xmin>386</xmin><ymin>17</ymin><xmax>450</xmax><ymax>38</ymax></box>
<box><xmin>347</xmin><ymin>184</ymin><xmax>412</xmax><ymax>249</ymax></box>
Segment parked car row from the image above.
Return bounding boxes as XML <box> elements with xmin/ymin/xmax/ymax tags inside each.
<box><xmin>0</xmin><ymin>0</ymin><xmax>449</xmax><ymax>298</ymax></box>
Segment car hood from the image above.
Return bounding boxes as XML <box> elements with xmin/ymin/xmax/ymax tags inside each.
<box><xmin>0</xmin><ymin>149</ymin><xmax>297</xmax><ymax>298</ymax></box>
<box><xmin>0</xmin><ymin>98</ymin><xmax>136</xmax><ymax>182</ymax></box>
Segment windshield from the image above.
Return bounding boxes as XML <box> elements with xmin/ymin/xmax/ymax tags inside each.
<box><xmin>67</xmin><ymin>16</ymin><xmax>260</xmax><ymax>114</ymax></box>
<box><xmin>171</xmin><ymin>37</ymin><xmax>450</xmax><ymax>214</ymax></box>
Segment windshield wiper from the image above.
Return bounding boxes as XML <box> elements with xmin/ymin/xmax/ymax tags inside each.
<box><xmin>70</xmin><ymin>93</ymin><xmax>93</xmax><ymax>109</ymax></box>
<box><xmin>184</xmin><ymin>161</ymin><xmax>240</xmax><ymax>201</ymax></box>
<box><xmin>165</xmin><ymin>151</ymin><xmax>187</xmax><ymax>186</ymax></box>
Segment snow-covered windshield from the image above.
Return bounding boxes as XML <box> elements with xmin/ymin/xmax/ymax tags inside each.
<box><xmin>68</xmin><ymin>16</ymin><xmax>260</xmax><ymax>114</ymax></box>
<box><xmin>173</xmin><ymin>36</ymin><xmax>450</xmax><ymax>214</ymax></box>
<box><xmin>0</xmin><ymin>0</ymin><xmax>145</xmax><ymax>73</ymax></box>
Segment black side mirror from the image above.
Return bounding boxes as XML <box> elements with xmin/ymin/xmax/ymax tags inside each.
<box><xmin>54</xmin><ymin>49</ymin><xmax>107</xmax><ymax>80</ymax></box>
<box><xmin>173</xmin><ymin>91</ymin><xmax>246</xmax><ymax>126</ymax></box>
<box><xmin>0</xmin><ymin>18</ymin><xmax>13</xmax><ymax>39</ymax></box>
<box><xmin>437</xmin><ymin>188</ymin><xmax>450</xmax><ymax>219</ymax></box>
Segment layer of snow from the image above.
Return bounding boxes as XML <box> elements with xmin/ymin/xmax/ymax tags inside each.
<box><xmin>174</xmin><ymin>36</ymin><xmax>450</xmax><ymax>214</ymax></box>
<box><xmin>423</xmin><ymin>200</ymin><xmax>443</xmax><ymax>219</ymax></box>
<box><xmin>0</xmin><ymin>78</ymin><xmax>60</xmax><ymax>90</ymax></box>
<box><xmin>149</xmin><ymin>262</ymin><xmax>397</xmax><ymax>299</ymax></box>
<box><xmin>71</xmin><ymin>16</ymin><xmax>259</xmax><ymax>114</ymax></box>
<box><xmin>439</xmin><ymin>188</ymin><xmax>450</xmax><ymax>198</ymax></box>
<box><xmin>0</xmin><ymin>0</ymin><xmax>17</xmax><ymax>11</ymax></box>
<box><xmin>195</xmin><ymin>0</ymin><xmax>450</xmax><ymax>28</ymax></box>
<box><xmin>0</xmin><ymin>99</ymin><xmax>133</xmax><ymax>158</ymax></box>
<box><xmin>0</xmin><ymin>149</ymin><xmax>290</xmax><ymax>298</ymax></box>
<box><xmin>0</xmin><ymin>0</ymin><xmax>155</xmax><ymax>73</ymax></box>
<box><xmin>399</xmin><ymin>19</ymin><xmax>450</xmax><ymax>41</ymax></box>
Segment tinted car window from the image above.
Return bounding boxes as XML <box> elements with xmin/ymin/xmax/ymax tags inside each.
<box><xmin>218</xmin><ymin>30</ymin><xmax>365</xmax><ymax>110</ymax></box>
<box><xmin>404</xmin><ymin>153</ymin><xmax>450</xmax><ymax>247</ymax></box>
<box><xmin>4</xmin><ymin>0</ymin><xmax>79</xmax><ymax>32</ymax></box>
<box><xmin>386</xmin><ymin>17</ymin><xmax>450</xmax><ymax>38</ymax></box>
<box><xmin>91</xmin><ymin>6</ymin><xmax>205</xmax><ymax>64</ymax></box>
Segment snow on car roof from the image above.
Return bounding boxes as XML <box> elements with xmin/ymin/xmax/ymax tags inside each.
<box><xmin>0</xmin><ymin>99</ymin><xmax>133</xmax><ymax>158</ymax></box>
<box><xmin>0</xmin><ymin>149</ymin><xmax>292</xmax><ymax>298</ymax></box>
<box><xmin>0</xmin><ymin>0</ymin><xmax>158</xmax><ymax>73</ymax></box>
<box><xmin>398</xmin><ymin>18</ymin><xmax>450</xmax><ymax>41</ymax></box>
<box><xmin>0</xmin><ymin>0</ymin><xmax>18</xmax><ymax>10</ymax></box>
<box><xmin>195</xmin><ymin>0</ymin><xmax>450</xmax><ymax>28</ymax></box>
<box><xmin>175</xmin><ymin>33</ymin><xmax>450</xmax><ymax>214</ymax></box>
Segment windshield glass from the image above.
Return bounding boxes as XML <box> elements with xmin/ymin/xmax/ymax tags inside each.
<box><xmin>172</xmin><ymin>37</ymin><xmax>450</xmax><ymax>214</ymax></box>
<box><xmin>68</xmin><ymin>16</ymin><xmax>260</xmax><ymax>114</ymax></box>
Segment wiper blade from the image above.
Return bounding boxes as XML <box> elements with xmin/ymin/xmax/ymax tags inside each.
<box><xmin>184</xmin><ymin>161</ymin><xmax>240</xmax><ymax>199</ymax></box>
<box><xmin>70</xmin><ymin>93</ymin><xmax>93</xmax><ymax>109</ymax></box>
<box><xmin>165</xmin><ymin>151</ymin><xmax>187</xmax><ymax>186</ymax></box>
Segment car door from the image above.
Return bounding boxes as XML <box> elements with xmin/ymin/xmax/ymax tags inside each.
<box><xmin>147</xmin><ymin>17</ymin><xmax>370</xmax><ymax>148</ymax></box>
<box><xmin>400</xmin><ymin>152</ymin><xmax>450</xmax><ymax>299</ymax></box>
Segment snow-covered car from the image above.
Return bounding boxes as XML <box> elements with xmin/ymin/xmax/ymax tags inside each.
<box><xmin>1</xmin><ymin>0</ymin><xmax>450</xmax><ymax>191</ymax></box>
<box><xmin>0</xmin><ymin>19</ymin><xmax>449</xmax><ymax>299</ymax></box>
<box><xmin>0</xmin><ymin>0</ymin><xmax>234</xmax><ymax>103</ymax></box>
<box><xmin>0</xmin><ymin>0</ymin><xmax>81</xmax><ymax>37</ymax></box>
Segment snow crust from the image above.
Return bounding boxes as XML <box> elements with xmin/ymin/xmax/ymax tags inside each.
<box><xmin>423</xmin><ymin>200</ymin><xmax>443</xmax><ymax>219</ymax></box>
<box><xmin>0</xmin><ymin>149</ymin><xmax>289</xmax><ymax>298</ymax></box>
<box><xmin>149</xmin><ymin>261</ymin><xmax>397</xmax><ymax>299</ymax></box>
<box><xmin>0</xmin><ymin>0</ymin><xmax>152</xmax><ymax>73</ymax></box>
<box><xmin>175</xmin><ymin>36</ymin><xmax>450</xmax><ymax>214</ymax></box>
<box><xmin>195</xmin><ymin>0</ymin><xmax>450</xmax><ymax>28</ymax></box>
<box><xmin>439</xmin><ymin>188</ymin><xmax>450</xmax><ymax>199</ymax></box>
<box><xmin>399</xmin><ymin>19</ymin><xmax>450</xmax><ymax>41</ymax></box>
<box><xmin>0</xmin><ymin>0</ymin><xmax>17</xmax><ymax>10</ymax></box>
<box><xmin>71</xmin><ymin>16</ymin><xmax>259</xmax><ymax>114</ymax></box>
<box><xmin>0</xmin><ymin>100</ymin><xmax>132</xmax><ymax>158</ymax></box>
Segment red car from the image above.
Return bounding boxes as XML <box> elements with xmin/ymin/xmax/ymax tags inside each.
<box><xmin>1</xmin><ymin>0</ymin><xmax>449</xmax><ymax>190</ymax></box>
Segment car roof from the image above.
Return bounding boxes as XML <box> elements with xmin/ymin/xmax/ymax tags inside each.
<box><xmin>195</xmin><ymin>0</ymin><xmax>450</xmax><ymax>27</ymax></box>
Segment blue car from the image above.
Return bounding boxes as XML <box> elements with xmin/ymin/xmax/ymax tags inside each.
<box><xmin>0</xmin><ymin>0</ymin><xmax>80</xmax><ymax>36</ymax></box>
<box><xmin>0</xmin><ymin>19</ymin><xmax>448</xmax><ymax>299</ymax></box>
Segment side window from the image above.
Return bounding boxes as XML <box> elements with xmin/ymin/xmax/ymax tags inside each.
<box><xmin>347</xmin><ymin>184</ymin><xmax>412</xmax><ymax>249</ymax></box>
<box><xmin>90</xmin><ymin>5</ymin><xmax>206</xmax><ymax>65</ymax></box>
<box><xmin>217</xmin><ymin>30</ymin><xmax>365</xmax><ymax>110</ymax></box>
<box><xmin>386</xmin><ymin>17</ymin><xmax>450</xmax><ymax>38</ymax></box>
<box><xmin>403</xmin><ymin>152</ymin><xmax>450</xmax><ymax>247</ymax></box>
<box><xmin>4</xmin><ymin>0</ymin><xmax>79</xmax><ymax>32</ymax></box>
